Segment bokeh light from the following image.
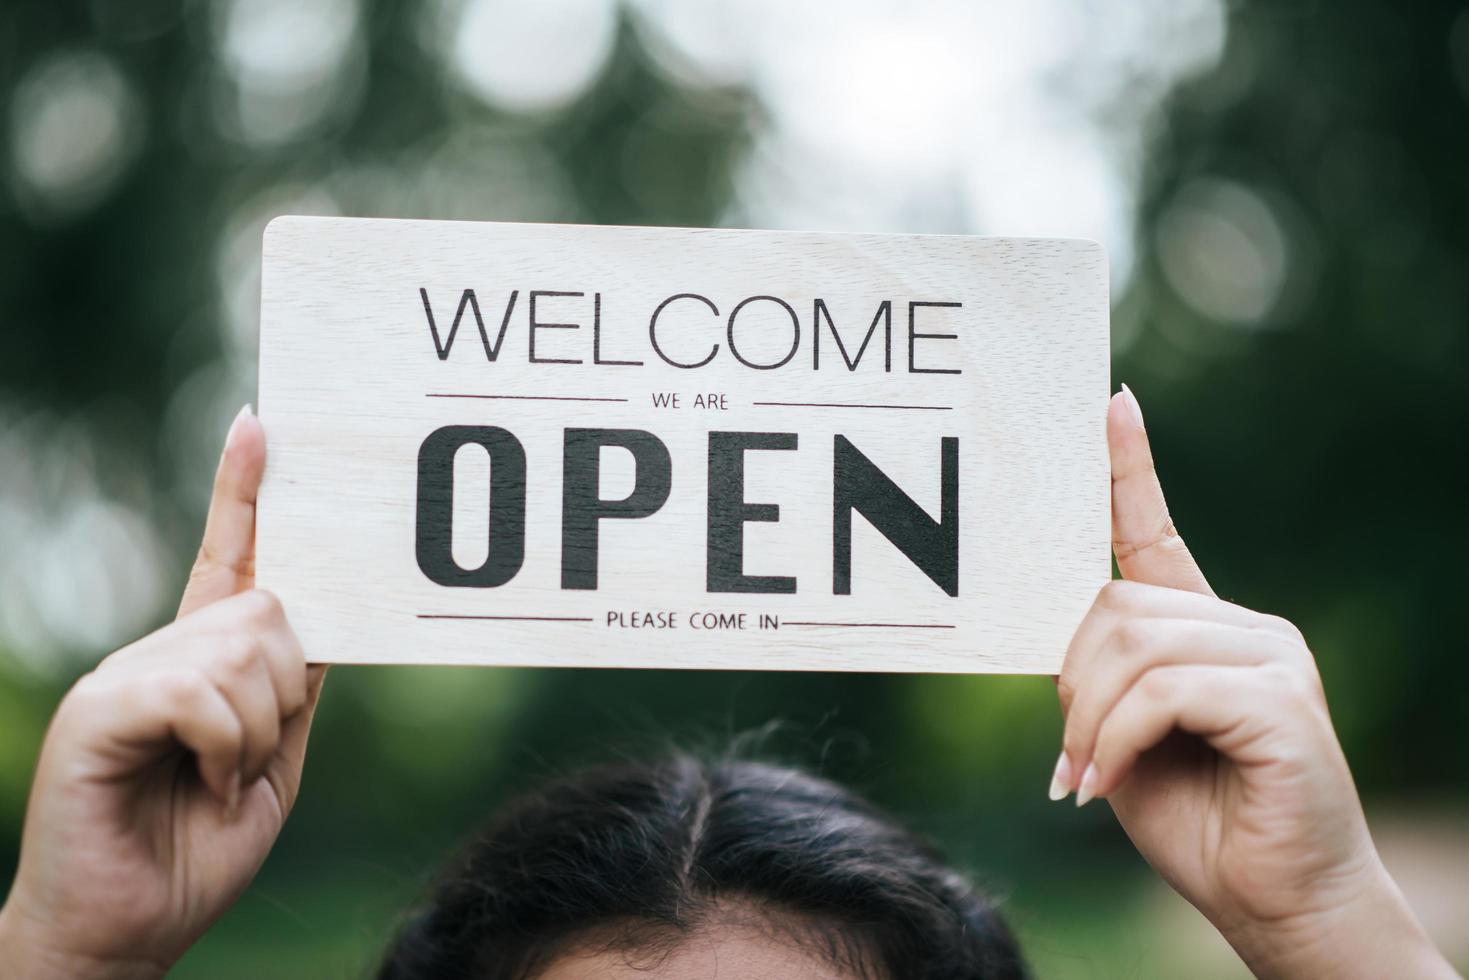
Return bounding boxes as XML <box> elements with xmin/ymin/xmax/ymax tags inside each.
<box><xmin>1155</xmin><ymin>177</ymin><xmax>1288</xmax><ymax>326</ymax></box>
<box><xmin>449</xmin><ymin>0</ymin><xmax>618</xmax><ymax>113</ymax></box>
<box><xmin>9</xmin><ymin>48</ymin><xmax>142</xmax><ymax>219</ymax></box>
<box><xmin>213</xmin><ymin>0</ymin><xmax>364</xmax><ymax>145</ymax></box>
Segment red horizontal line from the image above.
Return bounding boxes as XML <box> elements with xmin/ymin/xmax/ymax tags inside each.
<box><xmin>751</xmin><ymin>401</ymin><xmax>951</xmax><ymax>411</ymax></box>
<box><xmin>427</xmin><ymin>393</ymin><xmax>628</xmax><ymax>403</ymax></box>
<box><xmin>417</xmin><ymin>614</ymin><xmax>595</xmax><ymax>622</ymax></box>
<box><xmin>782</xmin><ymin>621</ymin><xmax>956</xmax><ymax>629</ymax></box>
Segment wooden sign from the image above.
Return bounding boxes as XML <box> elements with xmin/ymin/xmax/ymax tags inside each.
<box><xmin>257</xmin><ymin>217</ymin><xmax>1109</xmax><ymax>673</ymax></box>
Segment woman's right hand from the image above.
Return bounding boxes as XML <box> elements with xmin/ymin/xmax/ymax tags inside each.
<box><xmin>0</xmin><ymin>406</ymin><xmax>324</xmax><ymax>980</ymax></box>
<box><xmin>1053</xmin><ymin>388</ymin><xmax>1457</xmax><ymax>979</ymax></box>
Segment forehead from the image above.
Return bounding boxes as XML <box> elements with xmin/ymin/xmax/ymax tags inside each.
<box><xmin>531</xmin><ymin>921</ymin><xmax>865</xmax><ymax>980</ymax></box>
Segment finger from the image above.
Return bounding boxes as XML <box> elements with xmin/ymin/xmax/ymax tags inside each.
<box><xmin>1079</xmin><ymin>663</ymin><xmax>1305</xmax><ymax>804</ymax></box>
<box><xmin>203</xmin><ymin>633</ymin><xmax>283</xmax><ymax>782</ymax></box>
<box><xmin>179</xmin><ymin>405</ymin><xmax>265</xmax><ymax>619</ymax></box>
<box><xmin>1056</xmin><ymin>579</ymin><xmax>1301</xmax><ymax>717</ymax></box>
<box><xmin>100</xmin><ymin>592</ymin><xmax>308</xmax><ymax>721</ymax></box>
<box><xmin>84</xmin><ymin>591</ymin><xmax>315</xmax><ymax>803</ymax></box>
<box><xmin>1109</xmin><ymin>385</ymin><xmax>1213</xmax><ymax>596</ymax></box>
<box><xmin>68</xmin><ymin>669</ymin><xmax>244</xmax><ymax>805</ymax></box>
<box><xmin>227</xmin><ymin>590</ymin><xmax>308</xmax><ymax>721</ymax></box>
<box><xmin>1059</xmin><ymin>618</ymin><xmax>1304</xmax><ymax>790</ymax></box>
<box><xmin>267</xmin><ymin>665</ymin><xmax>328</xmax><ymax>817</ymax></box>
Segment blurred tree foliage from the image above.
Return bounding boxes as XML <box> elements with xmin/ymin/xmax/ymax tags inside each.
<box><xmin>1122</xmin><ymin>0</ymin><xmax>1469</xmax><ymax>789</ymax></box>
<box><xmin>1</xmin><ymin>1</ymin><xmax>1465</xmax><ymax>977</ymax></box>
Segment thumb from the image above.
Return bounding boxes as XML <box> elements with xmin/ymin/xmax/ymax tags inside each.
<box><xmin>178</xmin><ymin>404</ymin><xmax>265</xmax><ymax>619</ymax></box>
<box><xmin>1109</xmin><ymin>384</ymin><xmax>1213</xmax><ymax>596</ymax></box>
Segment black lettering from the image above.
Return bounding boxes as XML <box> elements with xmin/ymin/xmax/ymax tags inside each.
<box><xmin>833</xmin><ymin>435</ymin><xmax>958</xmax><ymax>596</ymax></box>
<box><xmin>529</xmin><ymin>290</ymin><xmax>584</xmax><ymax>364</ymax></box>
<box><xmin>707</xmin><ymin>431</ymin><xmax>797</xmax><ymax>593</ymax></box>
<box><xmin>813</xmin><ymin>299</ymin><xmax>892</xmax><ymax>371</ymax></box>
<box><xmin>592</xmin><ymin>292</ymin><xmax>643</xmax><ymax>366</ymax></box>
<box><xmin>415</xmin><ymin>425</ymin><xmax>527</xmax><ymax>587</ymax></box>
<box><xmin>561</xmin><ymin>428</ymin><xmax>672</xmax><ymax>589</ymax></box>
<box><xmin>727</xmin><ymin>295</ymin><xmax>799</xmax><ymax>370</ymax></box>
<box><xmin>421</xmin><ymin>288</ymin><xmax>518</xmax><ymax>361</ymax></box>
<box><xmin>649</xmin><ymin>293</ymin><xmax>720</xmax><ymax>369</ymax></box>
<box><xmin>908</xmin><ymin>301</ymin><xmax>963</xmax><ymax>375</ymax></box>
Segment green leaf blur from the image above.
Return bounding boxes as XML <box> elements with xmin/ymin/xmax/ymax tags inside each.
<box><xmin>1</xmin><ymin>2</ymin><xmax>1465</xmax><ymax>977</ymax></box>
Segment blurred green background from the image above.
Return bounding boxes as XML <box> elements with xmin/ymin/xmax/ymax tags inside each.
<box><xmin>2</xmin><ymin>1</ymin><xmax>1466</xmax><ymax>977</ymax></box>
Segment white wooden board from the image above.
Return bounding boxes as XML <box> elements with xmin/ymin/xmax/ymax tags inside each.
<box><xmin>257</xmin><ymin>217</ymin><xmax>1109</xmax><ymax>673</ymax></box>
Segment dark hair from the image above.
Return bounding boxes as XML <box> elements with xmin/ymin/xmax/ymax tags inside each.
<box><xmin>377</xmin><ymin>752</ymin><xmax>1028</xmax><ymax>980</ymax></box>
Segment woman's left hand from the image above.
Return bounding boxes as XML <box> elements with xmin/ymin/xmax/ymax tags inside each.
<box><xmin>1052</xmin><ymin>386</ymin><xmax>1457</xmax><ymax>979</ymax></box>
<box><xmin>0</xmin><ymin>407</ymin><xmax>325</xmax><ymax>979</ymax></box>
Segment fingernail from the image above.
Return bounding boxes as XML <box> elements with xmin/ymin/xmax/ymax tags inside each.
<box><xmin>225</xmin><ymin>403</ymin><xmax>253</xmax><ymax>451</ymax></box>
<box><xmin>1075</xmin><ymin>763</ymin><xmax>1099</xmax><ymax>807</ymax></box>
<box><xmin>1119</xmin><ymin>383</ymin><xmax>1145</xmax><ymax>430</ymax></box>
<box><xmin>225</xmin><ymin>770</ymin><xmax>241</xmax><ymax>820</ymax></box>
<box><xmin>1047</xmin><ymin>751</ymin><xmax>1073</xmax><ymax>801</ymax></box>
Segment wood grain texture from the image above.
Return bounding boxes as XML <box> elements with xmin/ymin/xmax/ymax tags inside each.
<box><xmin>257</xmin><ymin>216</ymin><xmax>1110</xmax><ymax>673</ymax></box>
